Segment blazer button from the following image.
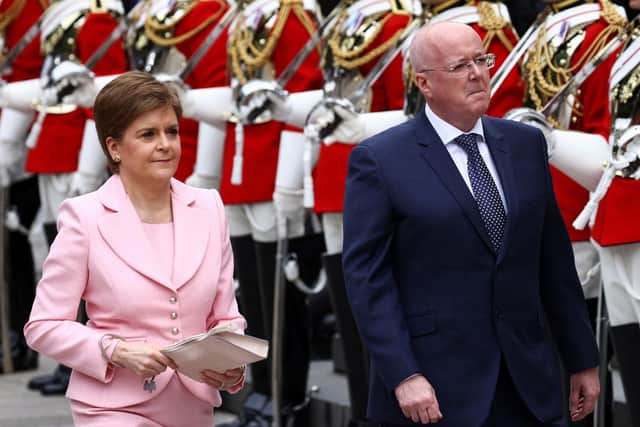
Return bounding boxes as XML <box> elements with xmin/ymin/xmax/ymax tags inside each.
<box><xmin>170</xmin><ymin>312</ymin><xmax>178</xmax><ymax>320</ymax></box>
<box><xmin>169</xmin><ymin>296</ymin><xmax>177</xmax><ymax>304</ymax></box>
<box><xmin>171</xmin><ymin>327</ymin><xmax>179</xmax><ymax>335</ymax></box>
<box><xmin>496</xmin><ymin>310</ymin><xmax>503</xmax><ymax>320</ymax></box>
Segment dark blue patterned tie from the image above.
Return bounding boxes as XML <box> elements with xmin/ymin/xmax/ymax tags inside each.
<box><xmin>456</xmin><ymin>133</ymin><xmax>506</xmax><ymax>252</ymax></box>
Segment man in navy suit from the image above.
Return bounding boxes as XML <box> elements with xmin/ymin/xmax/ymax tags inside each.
<box><xmin>342</xmin><ymin>22</ymin><xmax>600</xmax><ymax>426</ymax></box>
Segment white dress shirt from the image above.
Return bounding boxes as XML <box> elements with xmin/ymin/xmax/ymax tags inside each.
<box><xmin>424</xmin><ymin>103</ymin><xmax>508</xmax><ymax>211</ymax></box>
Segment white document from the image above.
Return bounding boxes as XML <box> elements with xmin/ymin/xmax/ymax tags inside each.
<box><xmin>161</xmin><ymin>323</ymin><xmax>269</xmax><ymax>382</ymax></box>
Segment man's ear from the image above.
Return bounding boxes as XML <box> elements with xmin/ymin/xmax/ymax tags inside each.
<box><xmin>414</xmin><ymin>72</ymin><xmax>432</xmax><ymax>98</ymax></box>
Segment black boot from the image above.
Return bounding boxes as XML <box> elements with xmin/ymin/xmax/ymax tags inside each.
<box><xmin>40</xmin><ymin>364</ymin><xmax>71</xmax><ymax>395</ymax></box>
<box><xmin>323</xmin><ymin>252</ymin><xmax>371</xmax><ymax>424</ymax></box>
<box><xmin>28</xmin><ymin>364</ymin><xmax>71</xmax><ymax>393</ymax></box>
<box><xmin>609</xmin><ymin>323</ymin><xmax>640</xmax><ymax>427</ymax></box>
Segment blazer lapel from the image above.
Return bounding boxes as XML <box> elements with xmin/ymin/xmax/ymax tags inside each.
<box><xmin>96</xmin><ymin>176</ymin><xmax>210</xmax><ymax>290</ymax></box>
<box><xmin>482</xmin><ymin>118</ymin><xmax>518</xmax><ymax>264</ymax></box>
<box><xmin>413</xmin><ymin>113</ymin><xmax>494</xmax><ymax>253</ymax></box>
<box><xmin>170</xmin><ymin>179</ymin><xmax>210</xmax><ymax>290</ymax></box>
<box><xmin>97</xmin><ymin>175</ymin><xmax>173</xmax><ymax>289</ymax></box>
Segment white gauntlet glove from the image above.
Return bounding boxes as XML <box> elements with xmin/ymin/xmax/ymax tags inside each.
<box><xmin>68</xmin><ymin>120</ymin><xmax>108</xmax><ymax>196</ymax></box>
<box><xmin>43</xmin><ymin>61</ymin><xmax>97</xmax><ymax>108</ymax></box>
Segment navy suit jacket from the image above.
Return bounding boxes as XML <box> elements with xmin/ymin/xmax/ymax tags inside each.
<box><xmin>342</xmin><ymin>112</ymin><xmax>599</xmax><ymax>426</ymax></box>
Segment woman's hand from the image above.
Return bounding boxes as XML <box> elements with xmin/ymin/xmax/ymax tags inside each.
<box><xmin>111</xmin><ymin>341</ymin><xmax>177</xmax><ymax>378</ymax></box>
<box><xmin>201</xmin><ymin>365</ymin><xmax>246</xmax><ymax>394</ymax></box>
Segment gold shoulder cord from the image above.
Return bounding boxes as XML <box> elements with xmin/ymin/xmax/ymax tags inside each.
<box><xmin>327</xmin><ymin>4</ymin><xmax>407</xmax><ymax>70</ymax></box>
<box><xmin>229</xmin><ymin>0</ymin><xmax>317</xmax><ymax>84</ymax></box>
<box><xmin>612</xmin><ymin>17</ymin><xmax>640</xmax><ymax>111</ymax></box>
<box><xmin>525</xmin><ymin>0</ymin><xmax>626</xmax><ymax>123</ymax></box>
<box><xmin>0</xmin><ymin>0</ymin><xmax>27</xmax><ymax>33</ymax></box>
<box><xmin>145</xmin><ymin>0</ymin><xmax>226</xmax><ymax>47</ymax></box>
<box><xmin>477</xmin><ymin>1</ymin><xmax>515</xmax><ymax>52</ymax></box>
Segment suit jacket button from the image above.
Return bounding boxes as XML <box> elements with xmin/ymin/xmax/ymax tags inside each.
<box><xmin>169</xmin><ymin>296</ymin><xmax>177</xmax><ymax>304</ymax></box>
<box><xmin>171</xmin><ymin>327</ymin><xmax>179</xmax><ymax>335</ymax></box>
<box><xmin>170</xmin><ymin>312</ymin><xmax>178</xmax><ymax>319</ymax></box>
<box><xmin>496</xmin><ymin>310</ymin><xmax>503</xmax><ymax>320</ymax></box>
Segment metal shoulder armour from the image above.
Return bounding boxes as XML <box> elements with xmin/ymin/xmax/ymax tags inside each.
<box><xmin>522</xmin><ymin>0</ymin><xmax>625</xmax><ymax>128</ymax></box>
<box><xmin>41</xmin><ymin>0</ymin><xmax>123</xmax><ymax>60</ymax></box>
<box><xmin>228</xmin><ymin>0</ymin><xmax>319</xmax><ymax>86</ymax></box>
<box><xmin>477</xmin><ymin>1</ymin><xmax>516</xmax><ymax>52</ymax></box>
<box><xmin>321</xmin><ymin>0</ymin><xmax>411</xmax><ymax>111</ymax></box>
<box><xmin>611</xmin><ymin>17</ymin><xmax>640</xmax><ymax>126</ymax></box>
<box><xmin>130</xmin><ymin>0</ymin><xmax>212</xmax><ymax>73</ymax></box>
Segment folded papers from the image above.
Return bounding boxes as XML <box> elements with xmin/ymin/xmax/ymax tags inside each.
<box><xmin>161</xmin><ymin>323</ymin><xmax>269</xmax><ymax>382</ymax></box>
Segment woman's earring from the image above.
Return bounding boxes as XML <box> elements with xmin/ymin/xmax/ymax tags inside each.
<box><xmin>113</xmin><ymin>155</ymin><xmax>120</xmax><ymax>163</ymax></box>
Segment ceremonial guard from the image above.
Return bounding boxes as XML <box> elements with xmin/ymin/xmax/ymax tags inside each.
<box><xmin>571</xmin><ymin>2</ymin><xmax>640</xmax><ymax>425</ymax></box>
<box><xmin>188</xmin><ymin>0</ymin><xmax>326</xmax><ymax>424</ymax></box>
<box><xmin>0</xmin><ymin>0</ymin><xmax>48</xmax><ymax>374</ymax></box>
<box><xmin>0</xmin><ymin>0</ymin><xmax>129</xmax><ymax>395</ymax></box>
<box><xmin>502</xmin><ymin>0</ymin><xmax>627</xmax><ymax>424</ymax></box>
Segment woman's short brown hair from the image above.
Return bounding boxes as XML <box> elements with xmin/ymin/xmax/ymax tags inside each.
<box><xmin>93</xmin><ymin>71</ymin><xmax>183</xmax><ymax>173</ymax></box>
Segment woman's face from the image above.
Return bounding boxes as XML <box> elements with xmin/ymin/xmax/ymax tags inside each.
<box><xmin>107</xmin><ymin>106</ymin><xmax>181</xmax><ymax>185</ymax></box>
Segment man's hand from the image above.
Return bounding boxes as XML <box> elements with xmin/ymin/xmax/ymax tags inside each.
<box><xmin>395</xmin><ymin>375</ymin><xmax>443</xmax><ymax>424</ymax></box>
<box><xmin>569</xmin><ymin>367</ymin><xmax>600</xmax><ymax>422</ymax></box>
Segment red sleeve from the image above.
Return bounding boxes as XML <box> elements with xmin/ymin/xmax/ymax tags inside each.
<box><xmin>2</xmin><ymin>0</ymin><xmax>45</xmax><ymax>81</ymax></box>
<box><xmin>363</xmin><ymin>13</ymin><xmax>410</xmax><ymax>112</ymax></box>
<box><xmin>175</xmin><ymin>0</ymin><xmax>230</xmax><ymax>89</ymax></box>
<box><xmin>570</xmin><ymin>19</ymin><xmax>619</xmax><ymax>139</ymax></box>
<box><xmin>76</xmin><ymin>12</ymin><xmax>128</xmax><ymax>76</ymax></box>
<box><xmin>271</xmin><ymin>9</ymin><xmax>323</xmax><ymax>93</ymax></box>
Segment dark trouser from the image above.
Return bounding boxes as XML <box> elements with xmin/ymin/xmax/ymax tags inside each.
<box><xmin>254</xmin><ymin>234</ymin><xmax>324</xmax><ymax>407</ymax></box>
<box><xmin>323</xmin><ymin>252</ymin><xmax>370</xmax><ymax>422</ymax></box>
<box><xmin>609</xmin><ymin>323</ymin><xmax>640</xmax><ymax>427</ymax></box>
<box><xmin>1</xmin><ymin>176</ymin><xmax>39</xmax><ymax>371</ymax></box>
<box><xmin>481</xmin><ymin>360</ymin><xmax>567</xmax><ymax>427</ymax></box>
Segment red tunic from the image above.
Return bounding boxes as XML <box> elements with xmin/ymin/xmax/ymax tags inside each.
<box><xmin>172</xmin><ymin>0</ymin><xmax>231</xmax><ymax>182</ymax></box>
<box><xmin>544</xmin><ymin>14</ymin><xmax>620</xmax><ymax>242</ymax></box>
<box><xmin>25</xmin><ymin>10</ymin><xmax>128</xmax><ymax>174</ymax></box>
<box><xmin>219</xmin><ymin>5</ymin><xmax>323</xmax><ymax>205</ymax></box>
<box><xmin>1</xmin><ymin>0</ymin><xmax>46</xmax><ymax>82</ymax></box>
<box><xmin>313</xmin><ymin>11</ymin><xmax>410</xmax><ymax>213</ymax></box>
<box><xmin>591</xmin><ymin>27</ymin><xmax>640</xmax><ymax>246</ymax></box>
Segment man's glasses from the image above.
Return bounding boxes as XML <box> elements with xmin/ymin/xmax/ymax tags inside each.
<box><xmin>418</xmin><ymin>53</ymin><xmax>496</xmax><ymax>76</ymax></box>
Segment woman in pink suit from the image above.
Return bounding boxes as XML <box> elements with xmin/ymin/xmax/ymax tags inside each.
<box><xmin>24</xmin><ymin>71</ymin><xmax>246</xmax><ymax>427</ymax></box>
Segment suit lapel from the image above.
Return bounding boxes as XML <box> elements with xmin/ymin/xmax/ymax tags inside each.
<box><xmin>170</xmin><ymin>180</ymin><xmax>210</xmax><ymax>290</ymax></box>
<box><xmin>96</xmin><ymin>176</ymin><xmax>210</xmax><ymax>290</ymax></box>
<box><xmin>413</xmin><ymin>113</ymin><xmax>494</xmax><ymax>253</ymax></box>
<box><xmin>482</xmin><ymin>118</ymin><xmax>518</xmax><ymax>264</ymax></box>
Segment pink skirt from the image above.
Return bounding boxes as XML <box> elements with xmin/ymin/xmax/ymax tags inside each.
<box><xmin>70</xmin><ymin>374</ymin><xmax>214</xmax><ymax>427</ymax></box>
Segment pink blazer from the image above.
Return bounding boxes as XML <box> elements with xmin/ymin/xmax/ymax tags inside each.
<box><xmin>24</xmin><ymin>175</ymin><xmax>246</xmax><ymax>409</ymax></box>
